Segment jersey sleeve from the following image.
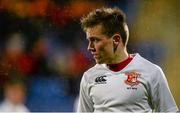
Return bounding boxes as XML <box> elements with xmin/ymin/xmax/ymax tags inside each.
<box><xmin>150</xmin><ymin>67</ymin><xmax>179</xmax><ymax>112</ymax></box>
<box><xmin>77</xmin><ymin>74</ymin><xmax>94</xmax><ymax>112</ymax></box>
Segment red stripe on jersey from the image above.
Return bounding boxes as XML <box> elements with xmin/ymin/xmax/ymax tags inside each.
<box><xmin>107</xmin><ymin>54</ymin><xmax>133</xmax><ymax>72</ymax></box>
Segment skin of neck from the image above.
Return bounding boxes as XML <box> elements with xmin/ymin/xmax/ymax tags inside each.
<box><xmin>108</xmin><ymin>46</ymin><xmax>129</xmax><ymax>64</ymax></box>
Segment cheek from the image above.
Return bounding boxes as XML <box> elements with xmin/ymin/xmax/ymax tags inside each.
<box><xmin>98</xmin><ymin>42</ymin><xmax>113</xmax><ymax>55</ymax></box>
<box><xmin>96</xmin><ymin>43</ymin><xmax>106</xmax><ymax>53</ymax></box>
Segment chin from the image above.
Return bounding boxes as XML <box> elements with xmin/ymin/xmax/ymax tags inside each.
<box><xmin>95</xmin><ymin>60</ymin><xmax>104</xmax><ymax>64</ymax></box>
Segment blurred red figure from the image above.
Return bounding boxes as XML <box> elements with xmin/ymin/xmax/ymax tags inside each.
<box><xmin>0</xmin><ymin>32</ymin><xmax>35</xmax><ymax>76</ymax></box>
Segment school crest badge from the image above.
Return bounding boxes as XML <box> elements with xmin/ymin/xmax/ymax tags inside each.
<box><xmin>124</xmin><ymin>71</ymin><xmax>141</xmax><ymax>86</ymax></box>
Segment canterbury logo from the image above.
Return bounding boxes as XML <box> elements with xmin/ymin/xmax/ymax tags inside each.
<box><xmin>95</xmin><ymin>75</ymin><xmax>107</xmax><ymax>84</ymax></box>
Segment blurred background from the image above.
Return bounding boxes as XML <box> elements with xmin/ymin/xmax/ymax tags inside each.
<box><xmin>0</xmin><ymin>0</ymin><xmax>179</xmax><ymax>112</ymax></box>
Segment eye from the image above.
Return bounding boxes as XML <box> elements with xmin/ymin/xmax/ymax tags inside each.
<box><xmin>94</xmin><ymin>38</ymin><xmax>100</xmax><ymax>42</ymax></box>
<box><xmin>88</xmin><ymin>37</ymin><xmax>101</xmax><ymax>43</ymax></box>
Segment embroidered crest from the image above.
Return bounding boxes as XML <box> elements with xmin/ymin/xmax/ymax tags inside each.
<box><xmin>124</xmin><ymin>71</ymin><xmax>141</xmax><ymax>86</ymax></box>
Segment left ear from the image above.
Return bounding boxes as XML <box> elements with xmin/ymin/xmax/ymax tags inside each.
<box><xmin>112</xmin><ymin>34</ymin><xmax>121</xmax><ymax>53</ymax></box>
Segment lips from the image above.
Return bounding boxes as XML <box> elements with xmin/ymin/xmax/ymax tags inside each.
<box><xmin>92</xmin><ymin>54</ymin><xmax>99</xmax><ymax>59</ymax></box>
<box><xmin>93</xmin><ymin>56</ymin><xmax>98</xmax><ymax>59</ymax></box>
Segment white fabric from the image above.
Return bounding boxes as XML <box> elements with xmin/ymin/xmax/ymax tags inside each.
<box><xmin>0</xmin><ymin>99</ymin><xmax>30</xmax><ymax>112</ymax></box>
<box><xmin>77</xmin><ymin>53</ymin><xmax>179</xmax><ymax>112</ymax></box>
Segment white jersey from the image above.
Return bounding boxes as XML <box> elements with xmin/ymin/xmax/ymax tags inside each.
<box><xmin>77</xmin><ymin>53</ymin><xmax>178</xmax><ymax>112</ymax></box>
<box><xmin>0</xmin><ymin>99</ymin><xmax>30</xmax><ymax>112</ymax></box>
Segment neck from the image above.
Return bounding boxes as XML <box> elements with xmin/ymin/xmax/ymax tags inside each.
<box><xmin>107</xmin><ymin>54</ymin><xmax>133</xmax><ymax>72</ymax></box>
<box><xmin>108</xmin><ymin>48</ymin><xmax>128</xmax><ymax>64</ymax></box>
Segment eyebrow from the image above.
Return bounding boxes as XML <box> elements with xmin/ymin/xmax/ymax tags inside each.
<box><xmin>87</xmin><ymin>37</ymin><xmax>97</xmax><ymax>42</ymax></box>
<box><xmin>87</xmin><ymin>36</ymin><xmax>99</xmax><ymax>40</ymax></box>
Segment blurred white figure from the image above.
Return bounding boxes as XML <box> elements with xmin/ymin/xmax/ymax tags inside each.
<box><xmin>0</xmin><ymin>81</ymin><xmax>30</xmax><ymax>112</ymax></box>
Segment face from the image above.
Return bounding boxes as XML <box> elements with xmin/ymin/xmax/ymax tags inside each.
<box><xmin>86</xmin><ymin>24</ymin><xmax>114</xmax><ymax>64</ymax></box>
<box><xmin>5</xmin><ymin>84</ymin><xmax>26</xmax><ymax>105</ymax></box>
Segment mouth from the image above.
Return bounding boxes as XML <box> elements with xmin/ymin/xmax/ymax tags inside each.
<box><xmin>92</xmin><ymin>54</ymin><xmax>99</xmax><ymax>58</ymax></box>
<box><xmin>93</xmin><ymin>56</ymin><xmax>99</xmax><ymax>59</ymax></box>
<box><xmin>92</xmin><ymin>54</ymin><xmax>99</xmax><ymax>59</ymax></box>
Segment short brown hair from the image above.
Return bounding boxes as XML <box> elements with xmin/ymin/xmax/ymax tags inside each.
<box><xmin>81</xmin><ymin>7</ymin><xmax>129</xmax><ymax>46</ymax></box>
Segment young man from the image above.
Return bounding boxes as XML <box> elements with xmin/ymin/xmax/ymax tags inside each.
<box><xmin>77</xmin><ymin>7</ymin><xmax>179</xmax><ymax>112</ymax></box>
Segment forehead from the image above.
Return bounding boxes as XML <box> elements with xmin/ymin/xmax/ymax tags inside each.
<box><xmin>86</xmin><ymin>24</ymin><xmax>105</xmax><ymax>38</ymax></box>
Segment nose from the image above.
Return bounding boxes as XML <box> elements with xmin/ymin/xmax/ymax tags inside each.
<box><xmin>87</xmin><ymin>42</ymin><xmax>95</xmax><ymax>52</ymax></box>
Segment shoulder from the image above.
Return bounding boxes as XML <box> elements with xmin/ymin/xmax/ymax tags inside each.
<box><xmin>133</xmin><ymin>53</ymin><xmax>165</xmax><ymax>81</ymax></box>
<box><xmin>82</xmin><ymin>64</ymin><xmax>107</xmax><ymax>84</ymax></box>
<box><xmin>133</xmin><ymin>53</ymin><xmax>162</xmax><ymax>72</ymax></box>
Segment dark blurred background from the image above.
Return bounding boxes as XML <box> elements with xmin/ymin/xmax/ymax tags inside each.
<box><xmin>0</xmin><ymin>0</ymin><xmax>179</xmax><ymax>112</ymax></box>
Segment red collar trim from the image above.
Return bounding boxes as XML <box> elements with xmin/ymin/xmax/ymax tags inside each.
<box><xmin>107</xmin><ymin>55</ymin><xmax>133</xmax><ymax>72</ymax></box>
